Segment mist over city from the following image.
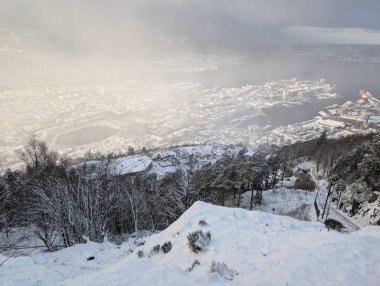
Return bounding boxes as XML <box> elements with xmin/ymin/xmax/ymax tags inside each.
<box><xmin>1</xmin><ymin>0</ymin><xmax>380</xmax><ymax>168</ymax></box>
<box><xmin>1</xmin><ymin>1</ymin><xmax>380</xmax><ymax>285</ymax></box>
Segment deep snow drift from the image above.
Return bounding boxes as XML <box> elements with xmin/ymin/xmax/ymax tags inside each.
<box><xmin>1</xmin><ymin>202</ymin><xmax>380</xmax><ymax>286</ymax></box>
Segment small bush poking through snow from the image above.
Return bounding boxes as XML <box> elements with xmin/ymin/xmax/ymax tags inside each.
<box><xmin>324</xmin><ymin>218</ymin><xmax>345</xmax><ymax>232</ymax></box>
<box><xmin>199</xmin><ymin>220</ymin><xmax>207</xmax><ymax>226</ymax></box>
<box><xmin>137</xmin><ymin>241</ymin><xmax>145</xmax><ymax>247</ymax></box>
<box><xmin>161</xmin><ymin>241</ymin><xmax>172</xmax><ymax>254</ymax></box>
<box><xmin>209</xmin><ymin>261</ymin><xmax>238</xmax><ymax>281</ymax></box>
<box><xmin>151</xmin><ymin>244</ymin><xmax>161</xmax><ymax>255</ymax></box>
<box><xmin>137</xmin><ymin>250</ymin><xmax>144</xmax><ymax>258</ymax></box>
<box><xmin>187</xmin><ymin>230</ymin><xmax>211</xmax><ymax>253</ymax></box>
<box><xmin>186</xmin><ymin>259</ymin><xmax>200</xmax><ymax>272</ymax></box>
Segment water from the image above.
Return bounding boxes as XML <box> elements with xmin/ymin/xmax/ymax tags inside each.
<box><xmin>190</xmin><ymin>54</ymin><xmax>380</xmax><ymax>128</ymax></box>
<box><xmin>197</xmin><ymin>55</ymin><xmax>380</xmax><ymax>97</ymax></box>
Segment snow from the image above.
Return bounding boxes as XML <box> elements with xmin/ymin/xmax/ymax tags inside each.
<box><xmin>71</xmin><ymin>145</ymin><xmax>251</xmax><ymax>177</ymax></box>
<box><xmin>241</xmin><ymin>188</ymin><xmax>316</xmax><ymax>220</ymax></box>
<box><xmin>296</xmin><ymin>161</ymin><xmax>315</xmax><ymax>171</ymax></box>
<box><xmin>318</xmin><ymin>118</ymin><xmax>346</xmax><ymax>128</ymax></box>
<box><xmin>110</xmin><ymin>155</ymin><xmax>152</xmax><ymax>175</ymax></box>
<box><xmin>71</xmin><ymin>155</ymin><xmax>153</xmax><ymax>176</ymax></box>
<box><xmin>148</xmin><ymin>161</ymin><xmax>177</xmax><ymax>177</ymax></box>
<box><xmin>1</xmin><ymin>202</ymin><xmax>379</xmax><ymax>286</ymax></box>
<box><xmin>151</xmin><ymin>150</ymin><xmax>176</xmax><ymax>159</ymax></box>
<box><xmin>369</xmin><ymin>115</ymin><xmax>380</xmax><ymax>122</ymax></box>
<box><xmin>0</xmin><ymin>227</ymin><xmax>40</xmax><ymax>249</ymax></box>
<box><xmin>350</xmin><ymin>194</ymin><xmax>380</xmax><ymax>227</ymax></box>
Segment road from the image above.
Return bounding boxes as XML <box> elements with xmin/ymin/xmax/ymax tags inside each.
<box><xmin>312</xmin><ymin>171</ymin><xmax>361</xmax><ymax>232</ymax></box>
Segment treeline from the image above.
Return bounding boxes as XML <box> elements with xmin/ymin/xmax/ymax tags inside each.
<box><xmin>329</xmin><ymin>133</ymin><xmax>380</xmax><ymax>219</ymax></box>
<box><xmin>1</xmin><ymin>132</ymin><xmax>379</xmax><ymax>249</ymax></box>
<box><xmin>278</xmin><ymin>131</ymin><xmax>376</xmax><ymax>177</ymax></box>
<box><xmin>0</xmin><ymin>138</ymin><xmax>284</xmax><ymax>250</ymax></box>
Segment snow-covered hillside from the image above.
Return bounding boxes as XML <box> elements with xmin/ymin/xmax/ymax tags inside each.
<box><xmin>72</xmin><ymin>144</ymin><xmax>248</xmax><ymax>177</ymax></box>
<box><xmin>1</xmin><ymin>202</ymin><xmax>379</xmax><ymax>286</ymax></box>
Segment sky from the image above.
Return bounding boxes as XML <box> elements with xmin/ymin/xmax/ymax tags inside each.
<box><xmin>1</xmin><ymin>0</ymin><xmax>380</xmax><ymax>52</ymax></box>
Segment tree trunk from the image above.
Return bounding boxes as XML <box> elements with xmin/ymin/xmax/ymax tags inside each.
<box><xmin>249</xmin><ymin>181</ymin><xmax>254</xmax><ymax>211</ymax></box>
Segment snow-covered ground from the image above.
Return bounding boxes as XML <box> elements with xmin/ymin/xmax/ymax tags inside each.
<box><xmin>72</xmin><ymin>145</ymin><xmax>249</xmax><ymax>177</ymax></box>
<box><xmin>1</xmin><ymin>202</ymin><xmax>379</xmax><ymax>286</ymax></box>
<box><xmin>111</xmin><ymin>155</ymin><xmax>152</xmax><ymax>175</ymax></box>
<box><xmin>241</xmin><ymin>187</ymin><xmax>316</xmax><ymax>221</ymax></box>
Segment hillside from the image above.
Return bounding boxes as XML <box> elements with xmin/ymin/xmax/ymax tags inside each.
<box><xmin>276</xmin><ymin>133</ymin><xmax>380</xmax><ymax>226</ymax></box>
<box><xmin>1</xmin><ymin>202</ymin><xmax>379</xmax><ymax>285</ymax></box>
<box><xmin>2</xmin><ymin>133</ymin><xmax>379</xmax><ymax>251</ymax></box>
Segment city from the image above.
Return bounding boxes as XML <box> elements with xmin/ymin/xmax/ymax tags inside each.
<box><xmin>0</xmin><ymin>77</ymin><xmax>339</xmax><ymax>168</ymax></box>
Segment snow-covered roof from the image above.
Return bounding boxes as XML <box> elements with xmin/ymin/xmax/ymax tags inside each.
<box><xmin>318</xmin><ymin>119</ymin><xmax>345</xmax><ymax>128</ymax></box>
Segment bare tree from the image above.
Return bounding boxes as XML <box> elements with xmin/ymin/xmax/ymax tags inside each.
<box><xmin>21</xmin><ymin>136</ymin><xmax>58</xmax><ymax>177</ymax></box>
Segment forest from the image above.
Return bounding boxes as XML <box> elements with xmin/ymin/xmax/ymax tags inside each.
<box><xmin>1</xmin><ymin>132</ymin><xmax>379</xmax><ymax>250</ymax></box>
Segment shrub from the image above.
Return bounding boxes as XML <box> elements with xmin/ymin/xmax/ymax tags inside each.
<box><xmin>209</xmin><ymin>261</ymin><xmax>238</xmax><ymax>281</ymax></box>
<box><xmin>324</xmin><ymin>218</ymin><xmax>345</xmax><ymax>231</ymax></box>
<box><xmin>294</xmin><ymin>172</ymin><xmax>316</xmax><ymax>191</ymax></box>
<box><xmin>151</xmin><ymin>244</ymin><xmax>161</xmax><ymax>255</ymax></box>
<box><xmin>284</xmin><ymin>203</ymin><xmax>311</xmax><ymax>221</ymax></box>
<box><xmin>161</xmin><ymin>241</ymin><xmax>172</xmax><ymax>254</ymax></box>
<box><xmin>137</xmin><ymin>250</ymin><xmax>144</xmax><ymax>258</ymax></box>
<box><xmin>136</xmin><ymin>240</ymin><xmax>145</xmax><ymax>247</ymax></box>
<box><xmin>187</xmin><ymin>230</ymin><xmax>211</xmax><ymax>253</ymax></box>
<box><xmin>199</xmin><ymin>220</ymin><xmax>208</xmax><ymax>226</ymax></box>
<box><xmin>186</xmin><ymin>259</ymin><xmax>200</xmax><ymax>272</ymax></box>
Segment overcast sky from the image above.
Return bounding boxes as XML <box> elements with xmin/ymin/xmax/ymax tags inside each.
<box><xmin>1</xmin><ymin>0</ymin><xmax>380</xmax><ymax>50</ymax></box>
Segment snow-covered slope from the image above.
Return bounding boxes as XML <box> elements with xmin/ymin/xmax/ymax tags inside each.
<box><xmin>241</xmin><ymin>187</ymin><xmax>316</xmax><ymax>220</ymax></box>
<box><xmin>1</xmin><ymin>202</ymin><xmax>379</xmax><ymax>285</ymax></box>
<box><xmin>71</xmin><ymin>145</ymin><xmax>249</xmax><ymax>177</ymax></box>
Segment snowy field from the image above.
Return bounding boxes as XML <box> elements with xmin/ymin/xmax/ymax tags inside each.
<box><xmin>1</xmin><ymin>202</ymin><xmax>379</xmax><ymax>286</ymax></box>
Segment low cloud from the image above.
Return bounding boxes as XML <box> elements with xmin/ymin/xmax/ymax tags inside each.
<box><xmin>0</xmin><ymin>0</ymin><xmax>379</xmax><ymax>55</ymax></box>
<box><xmin>286</xmin><ymin>27</ymin><xmax>380</xmax><ymax>45</ymax></box>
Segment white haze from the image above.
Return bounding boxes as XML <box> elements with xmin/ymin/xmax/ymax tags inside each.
<box><xmin>1</xmin><ymin>0</ymin><xmax>380</xmax><ymax>54</ymax></box>
<box><xmin>0</xmin><ymin>0</ymin><xmax>380</xmax><ymax>167</ymax></box>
